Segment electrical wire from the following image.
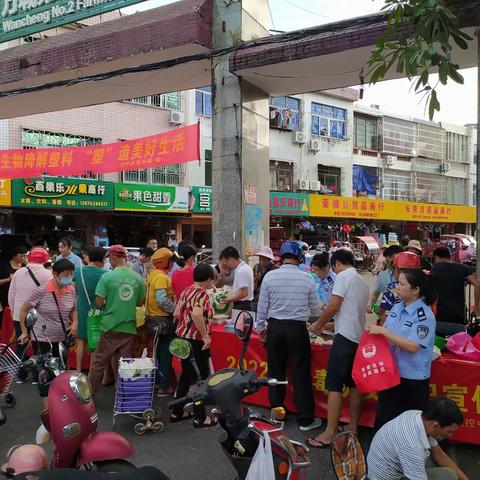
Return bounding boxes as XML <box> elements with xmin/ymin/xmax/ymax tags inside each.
<box><xmin>267</xmin><ymin>0</ymin><xmax>276</xmax><ymax>31</ymax></box>
<box><xmin>0</xmin><ymin>11</ymin><xmax>389</xmax><ymax>99</ymax></box>
<box><xmin>285</xmin><ymin>0</ymin><xmax>333</xmax><ymax>20</ymax></box>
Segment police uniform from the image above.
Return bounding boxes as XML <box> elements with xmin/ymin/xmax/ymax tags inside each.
<box><xmin>374</xmin><ymin>298</ymin><xmax>436</xmax><ymax>431</ymax></box>
<box><xmin>318</xmin><ymin>270</ymin><xmax>336</xmax><ymax>305</ymax></box>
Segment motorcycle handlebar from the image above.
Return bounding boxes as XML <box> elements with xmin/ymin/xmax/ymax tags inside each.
<box><xmin>21</xmin><ymin>357</ymin><xmax>37</xmax><ymax>368</ymax></box>
<box><xmin>167</xmin><ymin>396</ymin><xmax>191</xmax><ymax>410</ymax></box>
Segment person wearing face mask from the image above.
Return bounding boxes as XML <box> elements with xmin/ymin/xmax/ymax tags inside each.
<box><xmin>368</xmin><ymin>269</ymin><xmax>437</xmax><ymax>431</ymax></box>
<box><xmin>310</xmin><ymin>251</ymin><xmax>337</xmax><ymax>307</ymax></box>
<box><xmin>18</xmin><ymin>258</ymin><xmax>78</xmax><ymax>407</ymax></box>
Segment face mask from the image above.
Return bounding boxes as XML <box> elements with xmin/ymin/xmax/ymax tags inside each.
<box><xmin>59</xmin><ymin>277</ymin><xmax>72</xmax><ymax>286</ymax></box>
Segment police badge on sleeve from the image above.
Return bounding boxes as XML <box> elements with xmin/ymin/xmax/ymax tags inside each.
<box><xmin>417</xmin><ymin>325</ymin><xmax>430</xmax><ymax>340</ymax></box>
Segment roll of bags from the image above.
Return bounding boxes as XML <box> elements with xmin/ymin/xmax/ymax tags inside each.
<box><xmin>446</xmin><ymin>332</ymin><xmax>480</xmax><ymax>361</ymax></box>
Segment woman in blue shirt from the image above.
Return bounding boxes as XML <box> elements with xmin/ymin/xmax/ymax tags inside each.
<box><xmin>368</xmin><ymin>268</ymin><xmax>436</xmax><ymax>431</ymax></box>
<box><xmin>310</xmin><ymin>252</ymin><xmax>336</xmax><ymax>306</ymax></box>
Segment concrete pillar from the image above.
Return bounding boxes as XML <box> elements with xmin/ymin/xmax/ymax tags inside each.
<box><xmin>212</xmin><ymin>0</ymin><xmax>270</xmax><ymax>259</ymax></box>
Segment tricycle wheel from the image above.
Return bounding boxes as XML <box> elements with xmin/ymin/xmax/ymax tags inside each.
<box><xmin>152</xmin><ymin>421</ymin><xmax>165</xmax><ymax>433</ymax></box>
<box><xmin>3</xmin><ymin>394</ymin><xmax>15</xmax><ymax>408</ymax></box>
<box><xmin>134</xmin><ymin>422</ymin><xmax>146</xmax><ymax>435</ymax></box>
<box><xmin>143</xmin><ymin>408</ymin><xmax>155</xmax><ymax>421</ymax></box>
<box><xmin>90</xmin><ymin>459</ymin><xmax>136</xmax><ymax>473</ymax></box>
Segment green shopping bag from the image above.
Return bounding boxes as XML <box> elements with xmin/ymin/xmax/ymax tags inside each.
<box><xmin>87</xmin><ymin>309</ymin><xmax>102</xmax><ymax>352</ymax></box>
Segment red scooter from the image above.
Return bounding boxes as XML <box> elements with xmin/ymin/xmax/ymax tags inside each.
<box><xmin>2</xmin><ymin>312</ymin><xmax>135</xmax><ymax>476</ymax></box>
<box><xmin>168</xmin><ymin>312</ymin><xmax>310</xmax><ymax>480</ymax></box>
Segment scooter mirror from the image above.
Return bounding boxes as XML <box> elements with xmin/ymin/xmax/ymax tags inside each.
<box><xmin>330</xmin><ymin>431</ymin><xmax>367</xmax><ymax>480</ymax></box>
<box><xmin>169</xmin><ymin>338</ymin><xmax>192</xmax><ymax>360</ymax></box>
<box><xmin>25</xmin><ymin>308</ymin><xmax>38</xmax><ymax>330</ymax></box>
<box><xmin>234</xmin><ymin>311</ymin><xmax>253</xmax><ymax>341</ymax></box>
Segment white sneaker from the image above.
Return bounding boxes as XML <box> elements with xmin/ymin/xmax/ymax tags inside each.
<box><xmin>299</xmin><ymin>418</ymin><xmax>323</xmax><ymax>431</ymax></box>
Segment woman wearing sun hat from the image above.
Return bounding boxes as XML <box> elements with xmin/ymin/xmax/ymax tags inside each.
<box><xmin>253</xmin><ymin>246</ymin><xmax>277</xmax><ymax>305</ymax></box>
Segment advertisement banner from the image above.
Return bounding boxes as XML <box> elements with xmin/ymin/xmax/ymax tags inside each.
<box><xmin>309</xmin><ymin>194</ymin><xmax>476</xmax><ymax>224</ymax></box>
<box><xmin>270</xmin><ymin>192</ymin><xmax>310</xmax><ymax>216</ymax></box>
<box><xmin>12</xmin><ymin>177</ymin><xmax>113</xmax><ymax>210</ymax></box>
<box><xmin>210</xmin><ymin>325</ymin><xmax>480</xmax><ymax>445</ymax></box>
<box><xmin>191</xmin><ymin>186</ymin><xmax>212</xmax><ymax>213</ymax></box>
<box><xmin>114</xmin><ymin>183</ymin><xmax>189</xmax><ymax>213</ymax></box>
<box><xmin>0</xmin><ymin>0</ymin><xmax>148</xmax><ymax>44</ymax></box>
<box><xmin>0</xmin><ymin>124</ymin><xmax>199</xmax><ymax>179</ymax></box>
<box><xmin>0</xmin><ymin>178</ymin><xmax>11</xmax><ymax>206</ymax></box>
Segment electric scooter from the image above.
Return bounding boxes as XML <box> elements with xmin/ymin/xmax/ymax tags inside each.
<box><xmin>168</xmin><ymin>312</ymin><xmax>311</xmax><ymax>480</ymax></box>
<box><xmin>2</xmin><ymin>310</ymin><xmax>135</xmax><ymax>476</ymax></box>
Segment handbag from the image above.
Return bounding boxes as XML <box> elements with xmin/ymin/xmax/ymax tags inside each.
<box><xmin>245</xmin><ymin>431</ymin><xmax>275</xmax><ymax>480</ymax></box>
<box><xmin>144</xmin><ymin>278</ymin><xmax>175</xmax><ymax>336</ymax></box>
<box><xmin>51</xmin><ymin>292</ymin><xmax>76</xmax><ymax>348</ymax></box>
<box><xmin>352</xmin><ymin>331</ymin><xmax>401</xmax><ymax>393</ymax></box>
<box><xmin>80</xmin><ymin>266</ymin><xmax>102</xmax><ymax>353</ymax></box>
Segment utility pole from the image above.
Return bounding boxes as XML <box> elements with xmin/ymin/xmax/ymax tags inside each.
<box><xmin>477</xmin><ymin>29</ymin><xmax>480</xmax><ymax>278</ymax></box>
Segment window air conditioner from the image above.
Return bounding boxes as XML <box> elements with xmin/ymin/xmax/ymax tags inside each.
<box><xmin>170</xmin><ymin>110</ymin><xmax>184</xmax><ymax>125</ymax></box>
<box><xmin>441</xmin><ymin>162</ymin><xmax>451</xmax><ymax>173</ymax></box>
<box><xmin>298</xmin><ymin>179</ymin><xmax>309</xmax><ymax>190</ymax></box>
<box><xmin>384</xmin><ymin>155</ymin><xmax>396</xmax><ymax>167</ymax></box>
<box><xmin>309</xmin><ymin>139</ymin><xmax>321</xmax><ymax>152</ymax></box>
<box><xmin>293</xmin><ymin>131</ymin><xmax>306</xmax><ymax>144</ymax></box>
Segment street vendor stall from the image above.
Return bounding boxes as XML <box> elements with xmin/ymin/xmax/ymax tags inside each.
<box><xmin>211</xmin><ymin>324</ymin><xmax>480</xmax><ymax>445</ymax></box>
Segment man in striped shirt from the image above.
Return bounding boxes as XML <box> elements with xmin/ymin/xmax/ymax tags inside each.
<box><xmin>256</xmin><ymin>240</ymin><xmax>322</xmax><ymax>431</ymax></box>
<box><xmin>368</xmin><ymin>396</ymin><xmax>469</xmax><ymax>480</ymax></box>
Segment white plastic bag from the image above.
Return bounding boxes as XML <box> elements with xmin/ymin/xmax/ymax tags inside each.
<box><xmin>245</xmin><ymin>432</ymin><xmax>275</xmax><ymax>480</ymax></box>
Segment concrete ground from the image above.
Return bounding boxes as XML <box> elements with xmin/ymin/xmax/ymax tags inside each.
<box><xmin>1</xmin><ymin>272</ymin><xmax>479</xmax><ymax>479</ymax></box>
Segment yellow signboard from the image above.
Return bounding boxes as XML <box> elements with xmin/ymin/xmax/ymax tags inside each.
<box><xmin>0</xmin><ymin>179</ymin><xmax>11</xmax><ymax>206</ymax></box>
<box><xmin>309</xmin><ymin>195</ymin><xmax>475</xmax><ymax>224</ymax></box>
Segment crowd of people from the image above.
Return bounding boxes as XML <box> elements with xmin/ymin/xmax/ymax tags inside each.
<box><xmin>0</xmin><ymin>234</ymin><xmax>475</xmax><ymax>478</ymax></box>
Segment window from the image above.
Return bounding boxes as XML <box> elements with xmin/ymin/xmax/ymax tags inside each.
<box><xmin>354</xmin><ymin>115</ymin><xmax>378</xmax><ymax>150</ymax></box>
<box><xmin>417</xmin><ymin>123</ymin><xmax>445</xmax><ymax>161</ymax></box>
<box><xmin>383</xmin><ymin>170</ymin><xmax>412</xmax><ymax>201</ymax></box>
<box><xmin>126</xmin><ymin>92</ymin><xmax>182</xmax><ymax>110</ymax></box>
<box><xmin>446</xmin><ymin>131</ymin><xmax>468</xmax><ymax>163</ymax></box>
<box><xmin>122</xmin><ymin>166</ymin><xmax>182</xmax><ymax>185</ymax></box>
<box><xmin>413</xmin><ymin>172</ymin><xmax>446</xmax><ymax>204</ymax></box>
<box><xmin>122</xmin><ymin>170</ymin><xmax>149</xmax><ymax>183</ymax></box>
<box><xmin>270</xmin><ymin>161</ymin><xmax>293</xmax><ymax>191</ymax></box>
<box><xmin>196</xmin><ymin>87</ymin><xmax>212</xmax><ymax>116</ymax></box>
<box><xmin>269</xmin><ymin>96</ymin><xmax>300</xmax><ymax>131</ymax></box>
<box><xmin>22</xmin><ymin>129</ymin><xmax>102</xmax><ymax>179</ymax></box>
<box><xmin>311</xmin><ymin>103</ymin><xmax>346</xmax><ymax>139</ymax></box>
<box><xmin>204</xmin><ymin>149</ymin><xmax>212</xmax><ymax>186</ymax></box>
<box><xmin>317</xmin><ymin>165</ymin><xmax>341</xmax><ymax>195</ymax></box>
<box><xmin>382</xmin><ymin>116</ymin><xmax>416</xmax><ymax>157</ymax></box>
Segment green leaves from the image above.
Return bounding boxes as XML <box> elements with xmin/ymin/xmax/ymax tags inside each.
<box><xmin>367</xmin><ymin>0</ymin><xmax>472</xmax><ymax>120</ymax></box>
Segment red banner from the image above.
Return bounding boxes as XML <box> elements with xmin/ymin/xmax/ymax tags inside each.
<box><xmin>210</xmin><ymin>325</ymin><xmax>480</xmax><ymax>445</ymax></box>
<box><xmin>0</xmin><ymin>124</ymin><xmax>200</xmax><ymax>179</ymax></box>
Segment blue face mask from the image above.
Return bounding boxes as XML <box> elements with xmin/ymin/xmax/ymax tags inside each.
<box><xmin>59</xmin><ymin>277</ymin><xmax>72</xmax><ymax>286</ymax></box>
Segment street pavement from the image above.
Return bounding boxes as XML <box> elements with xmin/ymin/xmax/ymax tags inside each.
<box><xmin>1</xmin><ymin>272</ymin><xmax>480</xmax><ymax>478</ymax></box>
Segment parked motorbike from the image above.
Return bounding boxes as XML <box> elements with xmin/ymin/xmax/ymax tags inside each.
<box><xmin>168</xmin><ymin>312</ymin><xmax>310</xmax><ymax>480</ymax></box>
<box><xmin>1</xmin><ymin>311</ymin><xmax>135</xmax><ymax>477</ymax></box>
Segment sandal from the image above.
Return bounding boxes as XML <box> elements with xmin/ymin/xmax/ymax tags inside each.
<box><xmin>170</xmin><ymin>411</ymin><xmax>193</xmax><ymax>423</ymax></box>
<box><xmin>193</xmin><ymin>415</ymin><xmax>218</xmax><ymax>429</ymax></box>
<box><xmin>306</xmin><ymin>438</ymin><xmax>331</xmax><ymax>449</ymax></box>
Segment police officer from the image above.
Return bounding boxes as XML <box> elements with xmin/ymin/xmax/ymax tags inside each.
<box><xmin>368</xmin><ymin>268</ymin><xmax>437</xmax><ymax>431</ymax></box>
<box><xmin>256</xmin><ymin>241</ymin><xmax>323</xmax><ymax>432</ymax></box>
<box><xmin>379</xmin><ymin>251</ymin><xmax>421</xmax><ymax>316</ymax></box>
<box><xmin>310</xmin><ymin>251</ymin><xmax>336</xmax><ymax>306</ymax></box>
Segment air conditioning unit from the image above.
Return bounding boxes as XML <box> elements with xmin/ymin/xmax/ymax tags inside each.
<box><xmin>170</xmin><ymin>110</ymin><xmax>184</xmax><ymax>125</ymax></box>
<box><xmin>293</xmin><ymin>131</ymin><xmax>306</xmax><ymax>144</ymax></box>
<box><xmin>310</xmin><ymin>181</ymin><xmax>322</xmax><ymax>191</ymax></box>
<box><xmin>297</xmin><ymin>179</ymin><xmax>309</xmax><ymax>190</ymax></box>
<box><xmin>309</xmin><ymin>139</ymin><xmax>321</xmax><ymax>151</ymax></box>
<box><xmin>384</xmin><ymin>155</ymin><xmax>396</xmax><ymax>166</ymax></box>
<box><xmin>441</xmin><ymin>162</ymin><xmax>452</xmax><ymax>173</ymax></box>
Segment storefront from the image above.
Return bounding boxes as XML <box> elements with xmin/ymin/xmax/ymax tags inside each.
<box><xmin>308</xmin><ymin>194</ymin><xmax>476</xmax><ymax>246</ymax></box>
<box><xmin>10</xmin><ymin>177</ymin><xmax>114</xmax><ymax>252</ymax></box>
<box><xmin>179</xmin><ymin>186</ymin><xmax>213</xmax><ymax>247</ymax></box>
<box><xmin>111</xmin><ymin>183</ymin><xmax>190</xmax><ymax>247</ymax></box>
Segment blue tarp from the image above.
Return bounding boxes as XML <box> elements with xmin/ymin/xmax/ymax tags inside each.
<box><xmin>353</xmin><ymin>165</ymin><xmax>378</xmax><ymax>195</ymax></box>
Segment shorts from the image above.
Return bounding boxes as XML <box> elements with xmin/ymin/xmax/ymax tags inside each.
<box><xmin>326</xmin><ymin>333</ymin><xmax>358</xmax><ymax>392</ymax></box>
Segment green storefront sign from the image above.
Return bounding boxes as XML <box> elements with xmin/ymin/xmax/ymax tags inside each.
<box><xmin>12</xmin><ymin>177</ymin><xmax>113</xmax><ymax>209</ymax></box>
<box><xmin>114</xmin><ymin>183</ymin><xmax>189</xmax><ymax>213</ymax></box>
<box><xmin>191</xmin><ymin>186</ymin><xmax>212</xmax><ymax>213</ymax></box>
<box><xmin>270</xmin><ymin>192</ymin><xmax>310</xmax><ymax>216</ymax></box>
<box><xmin>0</xmin><ymin>0</ymin><xmax>147</xmax><ymax>43</ymax></box>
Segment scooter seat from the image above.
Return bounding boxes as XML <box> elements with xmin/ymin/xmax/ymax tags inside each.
<box><xmin>13</xmin><ymin>466</ymin><xmax>170</xmax><ymax>480</ymax></box>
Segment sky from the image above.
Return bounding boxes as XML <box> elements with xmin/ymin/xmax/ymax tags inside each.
<box><xmin>122</xmin><ymin>0</ymin><xmax>477</xmax><ymax>125</ymax></box>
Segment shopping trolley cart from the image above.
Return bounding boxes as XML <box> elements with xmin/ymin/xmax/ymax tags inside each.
<box><xmin>0</xmin><ymin>343</ymin><xmax>21</xmax><ymax>411</ymax></box>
